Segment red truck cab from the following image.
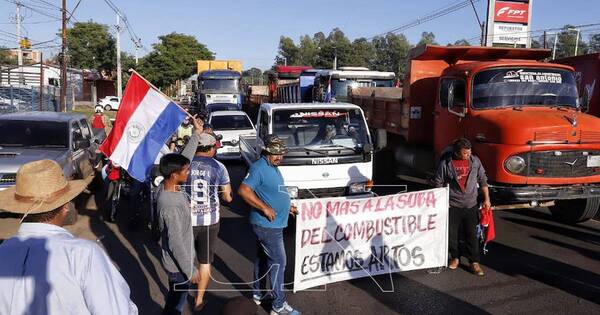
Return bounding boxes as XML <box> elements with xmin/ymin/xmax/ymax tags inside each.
<box><xmin>352</xmin><ymin>45</ymin><xmax>600</xmax><ymax>223</ymax></box>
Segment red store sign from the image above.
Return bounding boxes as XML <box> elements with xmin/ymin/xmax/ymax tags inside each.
<box><xmin>494</xmin><ymin>1</ymin><xmax>529</xmax><ymax>24</ymax></box>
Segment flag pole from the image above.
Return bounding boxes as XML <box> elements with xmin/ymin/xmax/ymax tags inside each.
<box><xmin>128</xmin><ymin>69</ymin><xmax>194</xmax><ymax>118</ymax></box>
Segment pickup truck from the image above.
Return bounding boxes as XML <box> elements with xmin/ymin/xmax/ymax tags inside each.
<box><xmin>208</xmin><ymin>110</ymin><xmax>256</xmax><ymax>159</ymax></box>
<box><xmin>240</xmin><ymin>103</ymin><xmax>375</xmax><ymax>200</ymax></box>
<box><xmin>0</xmin><ymin>111</ymin><xmax>101</xmax><ymax>190</ymax></box>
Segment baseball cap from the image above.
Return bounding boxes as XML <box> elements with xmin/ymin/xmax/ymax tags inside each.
<box><xmin>198</xmin><ymin>133</ymin><xmax>217</xmax><ymax>146</ymax></box>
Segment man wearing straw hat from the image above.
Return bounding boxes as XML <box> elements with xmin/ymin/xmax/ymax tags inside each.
<box><xmin>0</xmin><ymin>159</ymin><xmax>138</xmax><ymax>315</ymax></box>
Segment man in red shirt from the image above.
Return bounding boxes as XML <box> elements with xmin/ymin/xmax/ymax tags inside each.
<box><xmin>432</xmin><ymin>138</ymin><xmax>491</xmax><ymax>276</ymax></box>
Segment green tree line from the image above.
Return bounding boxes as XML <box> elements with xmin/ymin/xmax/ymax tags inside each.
<box><xmin>277</xmin><ymin>26</ymin><xmax>600</xmax><ymax>77</ymax></box>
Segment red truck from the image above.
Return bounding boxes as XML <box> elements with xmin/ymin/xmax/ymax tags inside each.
<box><xmin>350</xmin><ymin>45</ymin><xmax>600</xmax><ymax>223</ymax></box>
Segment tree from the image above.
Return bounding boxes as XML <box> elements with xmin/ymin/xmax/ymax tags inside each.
<box><xmin>277</xmin><ymin>36</ymin><xmax>299</xmax><ymax>65</ymax></box>
<box><xmin>448</xmin><ymin>39</ymin><xmax>471</xmax><ymax>46</ymax></box>
<box><xmin>0</xmin><ymin>48</ymin><xmax>17</xmax><ymax>65</ymax></box>
<box><xmin>348</xmin><ymin>38</ymin><xmax>375</xmax><ymax>67</ymax></box>
<box><xmin>589</xmin><ymin>33</ymin><xmax>600</xmax><ymax>53</ymax></box>
<box><xmin>67</xmin><ymin>22</ymin><xmax>116</xmax><ymax>71</ymax></box>
<box><xmin>138</xmin><ymin>32</ymin><xmax>213</xmax><ymax>88</ymax></box>
<box><xmin>298</xmin><ymin>35</ymin><xmax>318</xmax><ymax>66</ymax></box>
<box><xmin>242</xmin><ymin>67</ymin><xmax>265</xmax><ymax>85</ymax></box>
<box><xmin>315</xmin><ymin>28</ymin><xmax>353</xmax><ymax>69</ymax></box>
<box><xmin>418</xmin><ymin>31</ymin><xmax>438</xmax><ymax>46</ymax></box>
<box><xmin>554</xmin><ymin>25</ymin><xmax>589</xmax><ymax>58</ymax></box>
<box><xmin>372</xmin><ymin>33</ymin><xmax>412</xmax><ymax>77</ymax></box>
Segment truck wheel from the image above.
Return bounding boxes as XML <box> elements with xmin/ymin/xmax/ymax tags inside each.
<box><xmin>549</xmin><ymin>197</ymin><xmax>600</xmax><ymax>224</ymax></box>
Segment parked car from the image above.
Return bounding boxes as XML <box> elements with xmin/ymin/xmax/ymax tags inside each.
<box><xmin>208</xmin><ymin>110</ymin><xmax>255</xmax><ymax>159</ymax></box>
<box><xmin>0</xmin><ymin>112</ymin><xmax>101</xmax><ymax>191</ymax></box>
<box><xmin>96</xmin><ymin>96</ymin><xmax>121</xmax><ymax>111</ymax></box>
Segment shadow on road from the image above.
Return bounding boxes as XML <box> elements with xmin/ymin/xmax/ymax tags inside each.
<box><xmin>77</xmin><ymin>184</ymin><xmax>164</xmax><ymax>313</ymax></box>
<box><xmin>483</xmin><ymin>241</ymin><xmax>600</xmax><ymax>305</ymax></box>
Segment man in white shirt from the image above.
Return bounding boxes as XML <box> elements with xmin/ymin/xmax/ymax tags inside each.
<box><xmin>0</xmin><ymin>159</ymin><xmax>138</xmax><ymax>315</ymax></box>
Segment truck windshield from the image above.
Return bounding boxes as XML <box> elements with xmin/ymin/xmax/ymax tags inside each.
<box><xmin>211</xmin><ymin>115</ymin><xmax>253</xmax><ymax>130</ymax></box>
<box><xmin>472</xmin><ymin>68</ymin><xmax>578</xmax><ymax>109</ymax></box>
<box><xmin>0</xmin><ymin>120</ymin><xmax>68</xmax><ymax>148</ymax></box>
<box><xmin>201</xmin><ymin>79</ymin><xmax>239</xmax><ymax>93</ymax></box>
<box><xmin>272</xmin><ymin>108</ymin><xmax>370</xmax><ymax>150</ymax></box>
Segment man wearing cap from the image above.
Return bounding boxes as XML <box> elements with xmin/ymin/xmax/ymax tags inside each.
<box><xmin>0</xmin><ymin>159</ymin><xmax>137</xmax><ymax>315</ymax></box>
<box><xmin>187</xmin><ymin>132</ymin><xmax>232</xmax><ymax>310</ymax></box>
<box><xmin>238</xmin><ymin>135</ymin><xmax>300</xmax><ymax>315</ymax></box>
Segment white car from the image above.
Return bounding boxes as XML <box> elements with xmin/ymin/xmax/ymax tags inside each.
<box><xmin>208</xmin><ymin>110</ymin><xmax>256</xmax><ymax>159</ymax></box>
<box><xmin>96</xmin><ymin>96</ymin><xmax>120</xmax><ymax>111</ymax></box>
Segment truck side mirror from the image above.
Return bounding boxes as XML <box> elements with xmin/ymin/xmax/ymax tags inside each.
<box><xmin>581</xmin><ymin>80</ymin><xmax>595</xmax><ymax>113</ymax></box>
<box><xmin>75</xmin><ymin>138</ymin><xmax>91</xmax><ymax>150</ymax></box>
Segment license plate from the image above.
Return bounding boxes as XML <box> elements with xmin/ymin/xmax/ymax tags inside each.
<box><xmin>226</xmin><ymin>147</ymin><xmax>237</xmax><ymax>152</ymax></box>
<box><xmin>587</xmin><ymin>155</ymin><xmax>600</xmax><ymax>167</ymax></box>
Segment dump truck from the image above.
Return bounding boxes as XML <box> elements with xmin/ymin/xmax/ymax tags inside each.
<box><xmin>350</xmin><ymin>45</ymin><xmax>600</xmax><ymax>223</ymax></box>
<box><xmin>196</xmin><ymin>60</ymin><xmax>243</xmax><ymax>110</ymax></box>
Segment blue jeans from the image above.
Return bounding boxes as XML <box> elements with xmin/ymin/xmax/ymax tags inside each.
<box><xmin>162</xmin><ymin>272</ymin><xmax>188</xmax><ymax>315</ymax></box>
<box><xmin>252</xmin><ymin>224</ymin><xmax>286</xmax><ymax>309</ymax></box>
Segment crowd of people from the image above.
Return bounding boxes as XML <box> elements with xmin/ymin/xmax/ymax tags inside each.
<box><xmin>0</xmin><ymin>113</ymin><xmax>301</xmax><ymax>315</ymax></box>
<box><xmin>0</xmin><ymin>106</ymin><xmax>492</xmax><ymax>314</ymax></box>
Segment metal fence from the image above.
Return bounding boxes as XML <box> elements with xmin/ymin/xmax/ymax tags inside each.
<box><xmin>0</xmin><ymin>84</ymin><xmax>79</xmax><ymax>114</ymax></box>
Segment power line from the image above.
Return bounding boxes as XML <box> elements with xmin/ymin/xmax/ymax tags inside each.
<box><xmin>101</xmin><ymin>0</ymin><xmax>148</xmax><ymax>53</ymax></box>
<box><xmin>367</xmin><ymin>0</ymin><xmax>482</xmax><ymax>40</ymax></box>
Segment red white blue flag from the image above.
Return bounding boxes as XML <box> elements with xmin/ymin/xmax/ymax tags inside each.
<box><xmin>100</xmin><ymin>72</ymin><xmax>186</xmax><ymax>181</ymax></box>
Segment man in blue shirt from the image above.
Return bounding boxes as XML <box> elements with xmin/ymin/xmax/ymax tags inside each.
<box><xmin>238</xmin><ymin>135</ymin><xmax>300</xmax><ymax>315</ymax></box>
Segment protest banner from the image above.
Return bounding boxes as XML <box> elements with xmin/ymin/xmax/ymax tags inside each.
<box><xmin>293</xmin><ymin>187</ymin><xmax>449</xmax><ymax>292</ymax></box>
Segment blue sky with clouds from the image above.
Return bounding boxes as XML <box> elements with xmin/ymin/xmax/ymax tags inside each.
<box><xmin>0</xmin><ymin>0</ymin><xmax>598</xmax><ymax>70</ymax></box>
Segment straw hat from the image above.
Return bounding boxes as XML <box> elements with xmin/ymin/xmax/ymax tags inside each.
<box><xmin>0</xmin><ymin>159</ymin><xmax>87</xmax><ymax>214</ymax></box>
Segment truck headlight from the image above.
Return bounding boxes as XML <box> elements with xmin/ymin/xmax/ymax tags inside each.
<box><xmin>349</xmin><ymin>181</ymin><xmax>373</xmax><ymax>194</ymax></box>
<box><xmin>505</xmin><ymin>156</ymin><xmax>527</xmax><ymax>174</ymax></box>
<box><xmin>286</xmin><ymin>186</ymin><xmax>298</xmax><ymax>198</ymax></box>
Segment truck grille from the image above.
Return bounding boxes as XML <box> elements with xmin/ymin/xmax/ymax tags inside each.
<box><xmin>298</xmin><ymin>187</ymin><xmax>346</xmax><ymax>199</ymax></box>
<box><xmin>0</xmin><ymin>173</ymin><xmax>16</xmax><ymax>184</ymax></box>
<box><xmin>524</xmin><ymin>150</ymin><xmax>600</xmax><ymax>177</ymax></box>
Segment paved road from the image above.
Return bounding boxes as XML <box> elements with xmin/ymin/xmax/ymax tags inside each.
<box><xmin>1</xmin><ymin>159</ymin><xmax>599</xmax><ymax>314</ymax></box>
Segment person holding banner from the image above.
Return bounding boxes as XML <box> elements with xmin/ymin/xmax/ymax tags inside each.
<box><xmin>432</xmin><ymin>138</ymin><xmax>490</xmax><ymax>276</ymax></box>
<box><xmin>238</xmin><ymin>135</ymin><xmax>301</xmax><ymax>315</ymax></box>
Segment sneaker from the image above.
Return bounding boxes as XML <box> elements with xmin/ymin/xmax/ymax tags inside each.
<box><xmin>253</xmin><ymin>293</ymin><xmax>272</xmax><ymax>306</ymax></box>
<box><xmin>270</xmin><ymin>302</ymin><xmax>301</xmax><ymax>315</ymax></box>
<box><xmin>448</xmin><ymin>258</ymin><xmax>460</xmax><ymax>270</ymax></box>
<box><xmin>470</xmin><ymin>263</ymin><xmax>485</xmax><ymax>276</ymax></box>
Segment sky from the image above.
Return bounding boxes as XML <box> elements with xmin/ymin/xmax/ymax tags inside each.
<box><xmin>0</xmin><ymin>0</ymin><xmax>599</xmax><ymax>70</ymax></box>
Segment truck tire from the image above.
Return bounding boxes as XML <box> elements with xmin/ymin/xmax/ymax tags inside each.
<box><xmin>549</xmin><ymin>197</ymin><xmax>600</xmax><ymax>224</ymax></box>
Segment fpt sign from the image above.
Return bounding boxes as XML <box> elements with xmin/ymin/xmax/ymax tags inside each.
<box><xmin>494</xmin><ymin>1</ymin><xmax>530</xmax><ymax>24</ymax></box>
<box><xmin>485</xmin><ymin>0</ymin><xmax>532</xmax><ymax>47</ymax></box>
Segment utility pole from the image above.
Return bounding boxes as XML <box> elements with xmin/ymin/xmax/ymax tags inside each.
<box><xmin>543</xmin><ymin>31</ymin><xmax>547</xmax><ymax>49</ymax></box>
<box><xmin>134</xmin><ymin>42</ymin><xmax>139</xmax><ymax>65</ymax></box>
<box><xmin>574</xmin><ymin>28</ymin><xmax>580</xmax><ymax>56</ymax></box>
<box><xmin>116</xmin><ymin>14</ymin><xmax>122</xmax><ymax>99</ymax></box>
<box><xmin>15</xmin><ymin>1</ymin><xmax>22</xmax><ymax>67</ymax></box>
<box><xmin>552</xmin><ymin>33</ymin><xmax>558</xmax><ymax>60</ymax></box>
<box><xmin>333</xmin><ymin>47</ymin><xmax>337</xmax><ymax>70</ymax></box>
<box><xmin>60</xmin><ymin>0</ymin><xmax>67</xmax><ymax>112</ymax></box>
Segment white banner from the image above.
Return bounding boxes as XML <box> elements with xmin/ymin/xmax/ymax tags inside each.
<box><xmin>493</xmin><ymin>22</ymin><xmax>528</xmax><ymax>45</ymax></box>
<box><xmin>293</xmin><ymin>187</ymin><xmax>449</xmax><ymax>292</ymax></box>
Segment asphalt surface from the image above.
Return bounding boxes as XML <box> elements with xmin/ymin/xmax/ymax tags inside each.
<box><xmin>1</xmin><ymin>159</ymin><xmax>599</xmax><ymax>314</ymax></box>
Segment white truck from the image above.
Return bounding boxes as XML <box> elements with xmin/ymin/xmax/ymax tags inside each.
<box><xmin>239</xmin><ymin>103</ymin><xmax>375</xmax><ymax>200</ymax></box>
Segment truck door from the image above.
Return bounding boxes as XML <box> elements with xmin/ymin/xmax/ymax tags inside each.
<box><xmin>433</xmin><ymin>78</ymin><xmax>468</xmax><ymax>156</ymax></box>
